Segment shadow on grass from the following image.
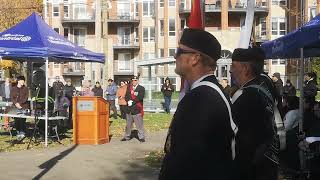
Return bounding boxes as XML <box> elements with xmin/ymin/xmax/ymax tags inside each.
<box><xmin>32</xmin><ymin>145</ymin><xmax>78</xmax><ymax>180</ymax></box>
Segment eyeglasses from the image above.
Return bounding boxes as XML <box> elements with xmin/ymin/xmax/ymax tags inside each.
<box><xmin>174</xmin><ymin>47</ymin><xmax>197</xmax><ymax>58</ymax></box>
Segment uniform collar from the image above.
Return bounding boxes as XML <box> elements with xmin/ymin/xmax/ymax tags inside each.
<box><xmin>190</xmin><ymin>73</ymin><xmax>214</xmax><ymax>90</ymax></box>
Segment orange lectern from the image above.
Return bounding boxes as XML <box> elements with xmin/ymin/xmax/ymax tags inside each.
<box><xmin>73</xmin><ymin>96</ymin><xmax>109</xmax><ymax>144</ymax></box>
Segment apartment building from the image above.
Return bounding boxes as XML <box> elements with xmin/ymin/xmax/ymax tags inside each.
<box><xmin>286</xmin><ymin>0</ymin><xmax>320</xmax><ymax>87</ymax></box>
<box><xmin>106</xmin><ymin>0</ymin><xmax>181</xmax><ymax>91</ymax></box>
<box><xmin>43</xmin><ymin>0</ymin><xmax>105</xmax><ymax>89</ymax></box>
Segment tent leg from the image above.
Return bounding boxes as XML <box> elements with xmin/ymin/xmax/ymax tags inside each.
<box><xmin>298</xmin><ymin>48</ymin><xmax>306</xmax><ymax>170</ymax></box>
<box><xmin>45</xmin><ymin>58</ymin><xmax>49</xmax><ymax>147</ymax></box>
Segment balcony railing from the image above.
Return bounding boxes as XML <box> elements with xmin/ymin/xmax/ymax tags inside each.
<box><xmin>62</xmin><ymin>5</ymin><xmax>95</xmax><ymax>23</ymax></box>
<box><xmin>179</xmin><ymin>0</ymin><xmax>269</xmax><ymax>13</ymax></box>
<box><xmin>113</xmin><ymin>60</ymin><xmax>134</xmax><ymax>75</ymax></box>
<box><xmin>63</xmin><ymin>63</ymin><xmax>85</xmax><ymax>76</ymax></box>
<box><xmin>113</xmin><ymin>37</ymin><xmax>139</xmax><ymax>49</ymax></box>
<box><xmin>107</xmin><ymin>12</ymin><xmax>139</xmax><ymax>23</ymax></box>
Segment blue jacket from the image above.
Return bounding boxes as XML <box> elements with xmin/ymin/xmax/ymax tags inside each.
<box><xmin>106</xmin><ymin>83</ymin><xmax>117</xmax><ymax>100</ymax></box>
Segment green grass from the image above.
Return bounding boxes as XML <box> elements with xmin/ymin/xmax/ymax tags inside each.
<box><xmin>0</xmin><ymin>113</ymin><xmax>172</xmax><ymax>153</ymax></box>
<box><xmin>152</xmin><ymin>91</ymin><xmax>180</xmax><ymax>99</ymax></box>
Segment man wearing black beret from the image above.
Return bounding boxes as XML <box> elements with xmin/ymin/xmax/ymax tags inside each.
<box><xmin>159</xmin><ymin>28</ymin><xmax>237</xmax><ymax>179</ymax></box>
<box><xmin>230</xmin><ymin>47</ymin><xmax>279</xmax><ymax>180</ymax></box>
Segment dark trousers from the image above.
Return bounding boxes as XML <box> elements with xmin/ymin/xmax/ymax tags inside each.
<box><xmin>67</xmin><ymin>97</ymin><xmax>73</xmax><ymax>129</ymax></box>
<box><xmin>107</xmin><ymin>100</ymin><xmax>118</xmax><ymax>118</ymax></box>
<box><xmin>119</xmin><ymin>105</ymin><xmax>127</xmax><ymax>119</ymax></box>
<box><xmin>14</xmin><ymin>118</ymin><xmax>26</xmax><ymax>133</ymax></box>
<box><xmin>164</xmin><ymin>96</ymin><xmax>171</xmax><ymax>113</ymax></box>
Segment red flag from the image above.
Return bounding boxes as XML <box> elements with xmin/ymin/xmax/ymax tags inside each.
<box><xmin>187</xmin><ymin>0</ymin><xmax>205</xmax><ymax>30</ymax></box>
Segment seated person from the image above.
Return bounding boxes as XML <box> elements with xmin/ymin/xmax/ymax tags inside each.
<box><xmin>283</xmin><ymin>96</ymin><xmax>300</xmax><ymax>132</ymax></box>
<box><xmin>55</xmin><ymin>90</ymin><xmax>70</xmax><ymax>117</ymax></box>
<box><xmin>11</xmin><ymin>76</ymin><xmax>29</xmax><ymax>140</ymax></box>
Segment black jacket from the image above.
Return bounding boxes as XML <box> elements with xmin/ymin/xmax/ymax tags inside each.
<box><xmin>274</xmin><ymin>79</ymin><xmax>283</xmax><ymax>102</ymax></box>
<box><xmin>283</xmin><ymin>84</ymin><xmax>296</xmax><ymax>97</ymax></box>
<box><xmin>125</xmin><ymin>84</ymin><xmax>145</xmax><ymax>115</ymax></box>
<box><xmin>232</xmin><ymin>78</ymin><xmax>278</xmax><ymax>180</ymax></box>
<box><xmin>92</xmin><ymin>86</ymin><xmax>103</xmax><ymax>97</ymax></box>
<box><xmin>52</xmin><ymin>81</ymin><xmax>64</xmax><ymax>98</ymax></box>
<box><xmin>304</xmin><ymin>79</ymin><xmax>317</xmax><ymax>104</ymax></box>
<box><xmin>159</xmin><ymin>75</ymin><xmax>234</xmax><ymax>180</ymax></box>
<box><xmin>161</xmin><ymin>83</ymin><xmax>174</xmax><ymax>97</ymax></box>
<box><xmin>64</xmin><ymin>85</ymin><xmax>76</xmax><ymax>100</ymax></box>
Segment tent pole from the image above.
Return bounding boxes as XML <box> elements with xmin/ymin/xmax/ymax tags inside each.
<box><xmin>45</xmin><ymin>58</ymin><xmax>49</xmax><ymax>147</ymax></box>
<box><xmin>298</xmin><ymin>48</ymin><xmax>306</xmax><ymax>170</ymax></box>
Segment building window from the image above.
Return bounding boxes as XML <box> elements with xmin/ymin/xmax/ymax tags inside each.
<box><xmin>143</xmin><ymin>0</ymin><xmax>154</xmax><ymax>17</ymax></box>
<box><xmin>134</xmin><ymin>0</ymin><xmax>139</xmax><ymax>17</ymax></box>
<box><xmin>180</xmin><ymin>0</ymin><xmax>186</xmax><ymax>9</ymax></box>
<box><xmin>134</xmin><ymin>27</ymin><xmax>139</xmax><ymax>44</ymax></box>
<box><xmin>143</xmin><ymin>27</ymin><xmax>155</xmax><ymax>42</ymax></box>
<box><xmin>159</xmin><ymin>19</ymin><xmax>164</xmax><ymax>36</ymax></box>
<box><xmin>143</xmin><ymin>53</ymin><xmax>155</xmax><ymax>60</ymax></box>
<box><xmin>272</xmin><ymin>17</ymin><xmax>286</xmax><ymax>36</ymax></box>
<box><xmin>74</xmin><ymin>4</ymin><xmax>87</xmax><ymax>19</ymax></box>
<box><xmin>272</xmin><ymin>0</ymin><xmax>286</xmax><ymax>6</ymax></box>
<box><xmin>64</xmin><ymin>28</ymin><xmax>69</xmax><ymax>39</ymax></box>
<box><xmin>181</xmin><ymin>19</ymin><xmax>186</xmax><ymax>29</ymax></box>
<box><xmin>118</xmin><ymin>27</ymin><xmax>131</xmax><ymax>45</ymax></box>
<box><xmin>169</xmin><ymin>19</ymin><xmax>176</xmax><ymax>36</ymax></box>
<box><xmin>117</xmin><ymin>1</ymin><xmax>130</xmax><ymax>19</ymax></box>
<box><xmin>169</xmin><ymin>49</ymin><xmax>176</xmax><ymax>57</ymax></box>
<box><xmin>159</xmin><ymin>0</ymin><xmax>164</xmax><ymax>7</ymax></box>
<box><xmin>118</xmin><ymin>53</ymin><xmax>131</xmax><ymax>71</ymax></box>
<box><xmin>260</xmin><ymin>18</ymin><xmax>266</xmax><ymax>36</ymax></box>
<box><xmin>310</xmin><ymin>7</ymin><xmax>317</xmax><ymax>20</ymax></box>
<box><xmin>159</xmin><ymin>49</ymin><xmax>164</xmax><ymax>58</ymax></box>
<box><xmin>54</xmin><ymin>28</ymin><xmax>60</xmax><ymax>34</ymax></box>
<box><xmin>74</xmin><ymin>28</ymin><xmax>86</xmax><ymax>47</ymax></box>
<box><xmin>272</xmin><ymin>59</ymin><xmax>286</xmax><ymax>65</ymax></box>
<box><xmin>169</xmin><ymin>0</ymin><xmax>175</xmax><ymax>7</ymax></box>
<box><xmin>64</xmin><ymin>5</ymin><xmax>69</xmax><ymax>18</ymax></box>
<box><xmin>53</xmin><ymin>5</ymin><xmax>60</xmax><ymax>17</ymax></box>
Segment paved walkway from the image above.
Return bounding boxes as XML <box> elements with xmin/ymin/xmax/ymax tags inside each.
<box><xmin>0</xmin><ymin>130</ymin><xmax>167</xmax><ymax>180</ymax></box>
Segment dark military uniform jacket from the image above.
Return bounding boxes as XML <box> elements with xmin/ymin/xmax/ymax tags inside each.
<box><xmin>125</xmin><ymin>84</ymin><xmax>145</xmax><ymax>115</ymax></box>
<box><xmin>159</xmin><ymin>75</ymin><xmax>235</xmax><ymax>180</ymax></box>
<box><xmin>231</xmin><ymin>77</ymin><xmax>279</xmax><ymax>180</ymax></box>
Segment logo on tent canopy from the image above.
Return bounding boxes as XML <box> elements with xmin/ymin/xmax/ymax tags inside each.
<box><xmin>47</xmin><ymin>36</ymin><xmax>75</xmax><ymax>48</ymax></box>
<box><xmin>0</xmin><ymin>34</ymin><xmax>31</xmax><ymax>42</ymax></box>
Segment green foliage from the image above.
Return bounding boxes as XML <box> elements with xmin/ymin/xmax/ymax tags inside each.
<box><xmin>312</xmin><ymin>57</ymin><xmax>320</xmax><ymax>85</ymax></box>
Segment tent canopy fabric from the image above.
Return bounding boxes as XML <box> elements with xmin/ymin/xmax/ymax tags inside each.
<box><xmin>0</xmin><ymin>12</ymin><xmax>105</xmax><ymax>63</ymax></box>
<box><xmin>261</xmin><ymin>14</ymin><xmax>320</xmax><ymax>59</ymax></box>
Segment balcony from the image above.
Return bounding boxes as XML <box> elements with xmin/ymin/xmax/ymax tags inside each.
<box><xmin>107</xmin><ymin>12</ymin><xmax>139</xmax><ymax>23</ymax></box>
<box><xmin>63</xmin><ymin>63</ymin><xmax>85</xmax><ymax>76</ymax></box>
<box><xmin>179</xmin><ymin>0</ymin><xmax>269</xmax><ymax>14</ymax></box>
<box><xmin>62</xmin><ymin>5</ymin><xmax>95</xmax><ymax>23</ymax></box>
<box><xmin>229</xmin><ymin>1</ymin><xmax>269</xmax><ymax>13</ymax></box>
<box><xmin>113</xmin><ymin>60</ymin><xmax>134</xmax><ymax>75</ymax></box>
<box><xmin>113</xmin><ymin>36</ymin><xmax>139</xmax><ymax>49</ymax></box>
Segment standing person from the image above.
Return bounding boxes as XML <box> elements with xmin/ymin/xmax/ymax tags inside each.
<box><xmin>92</xmin><ymin>81</ymin><xmax>103</xmax><ymax>97</ymax></box>
<box><xmin>106</xmin><ymin>79</ymin><xmax>118</xmax><ymax>119</ymax></box>
<box><xmin>0</xmin><ymin>78</ymin><xmax>12</xmax><ymax>101</ymax></box>
<box><xmin>272</xmin><ymin>72</ymin><xmax>284</xmax><ymax>116</ymax></box>
<box><xmin>121</xmin><ymin>76</ymin><xmax>145</xmax><ymax>142</ymax></box>
<box><xmin>220</xmin><ymin>78</ymin><xmax>231</xmax><ymax>96</ymax></box>
<box><xmin>283</xmin><ymin>79</ymin><xmax>296</xmax><ymax>98</ymax></box>
<box><xmin>116</xmin><ymin>80</ymin><xmax>127</xmax><ymax>119</ymax></box>
<box><xmin>64</xmin><ymin>79</ymin><xmax>75</xmax><ymax>129</ymax></box>
<box><xmin>52</xmin><ymin>76</ymin><xmax>64</xmax><ymax>110</ymax></box>
<box><xmin>161</xmin><ymin>77</ymin><xmax>174</xmax><ymax>113</ymax></box>
<box><xmin>80</xmin><ymin>80</ymin><xmax>94</xmax><ymax>96</ymax></box>
<box><xmin>304</xmin><ymin>72</ymin><xmax>318</xmax><ymax>108</ymax></box>
<box><xmin>230</xmin><ymin>47</ymin><xmax>279</xmax><ymax>180</ymax></box>
<box><xmin>11</xmin><ymin>76</ymin><xmax>29</xmax><ymax>140</ymax></box>
<box><xmin>159</xmin><ymin>28</ymin><xmax>237</xmax><ymax>180</ymax></box>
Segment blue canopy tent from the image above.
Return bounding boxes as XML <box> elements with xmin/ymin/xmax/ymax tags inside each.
<box><xmin>0</xmin><ymin>12</ymin><xmax>105</xmax><ymax>146</ymax></box>
<box><xmin>260</xmin><ymin>14</ymin><xmax>320</xmax><ymax>171</ymax></box>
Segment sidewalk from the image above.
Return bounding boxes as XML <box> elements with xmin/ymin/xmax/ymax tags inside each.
<box><xmin>0</xmin><ymin>130</ymin><xmax>167</xmax><ymax>180</ymax></box>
